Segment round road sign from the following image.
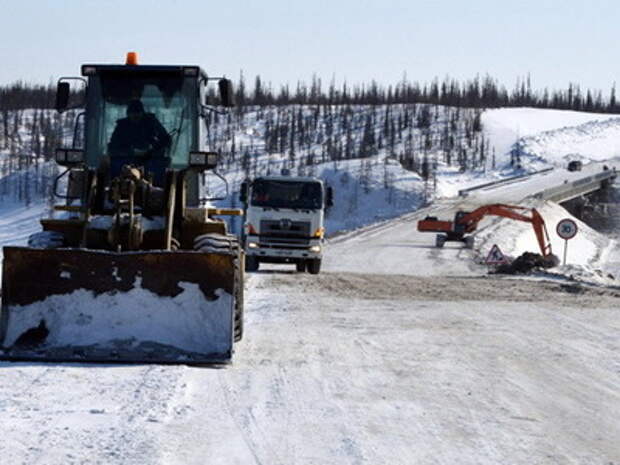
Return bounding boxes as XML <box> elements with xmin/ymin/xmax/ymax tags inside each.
<box><xmin>556</xmin><ymin>218</ymin><xmax>578</xmax><ymax>240</ymax></box>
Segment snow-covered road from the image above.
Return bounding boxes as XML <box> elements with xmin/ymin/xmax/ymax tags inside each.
<box><xmin>2</xmin><ymin>271</ymin><xmax>619</xmax><ymax>464</ymax></box>
<box><xmin>325</xmin><ymin>208</ymin><xmax>485</xmax><ymax>276</ymax></box>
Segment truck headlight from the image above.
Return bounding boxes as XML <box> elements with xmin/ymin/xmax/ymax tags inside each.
<box><xmin>248</xmin><ymin>242</ymin><xmax>259</xmax><ymax>249</ymax></box>
<box><xmin>309</xmin><ymin>245</ymin><xmax>321</xmax><ymax>253</ymax></box>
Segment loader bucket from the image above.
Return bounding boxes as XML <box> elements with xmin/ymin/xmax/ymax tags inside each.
<box><xmin>0</xmin><ymin>247</ymin><xmax>237</xmax><ymax>365</ymax></box>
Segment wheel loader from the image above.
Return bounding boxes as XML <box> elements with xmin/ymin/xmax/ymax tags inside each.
<box><xmin>0</xmin><ymin>53</ymin><xmax>244</xmax><ymax>364</ymax></box>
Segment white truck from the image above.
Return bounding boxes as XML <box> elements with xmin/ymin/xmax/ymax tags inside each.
<box><xmin>240</xmin><ymin>175</ymin><xmax>333</xmax><ymax>274</ymax></box>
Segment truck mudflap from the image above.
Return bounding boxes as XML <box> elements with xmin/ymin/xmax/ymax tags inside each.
<box><xmin>0</xmin><ymin>247</ymin><xmax>236</xmax><ymax>364</ymax></box>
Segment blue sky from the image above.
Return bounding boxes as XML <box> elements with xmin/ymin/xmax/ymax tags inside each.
<box><xmin>1</xmin><ymin>0</ymin><xmax>619</xmax><ymax>93</ymax></box>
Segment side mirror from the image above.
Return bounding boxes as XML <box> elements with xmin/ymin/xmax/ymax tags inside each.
<box><xmin>189</xmin><ymin>151</ymin><xmax>218</xmax><ymax>171</ymax></box>
<box><xmin>240</xmin><ymin>181</ymin><xmax>248</xmax><ymax>203</ymax></box>
<box><xmin>218</xmin><ymin>79</ymin><xmax>235</xmax><ymax>107</ymax></box>
<box><xmin>56</xmin><ymin>82</ymin><xmax>70</xmax><ymax>113</ymax></box>
<box><xmin>56</xmin><ymin>148</ymin><xmax>85</xmax><ymax>167</ymax></box>
<box><xmin>326</xmin><ymin>186</ymin><xmax>334</xmax><ymax>208</ymax></box>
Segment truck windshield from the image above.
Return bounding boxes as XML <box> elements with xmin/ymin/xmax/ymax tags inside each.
<box><xmin>85</xmin><ymin>72</ymin><xmax>196</xmax><ymax>171</ymax></box>
<box><xmin>251</xmin><ymin>180</ymin><xmax>323</xmax><ymax>209</ymax></box>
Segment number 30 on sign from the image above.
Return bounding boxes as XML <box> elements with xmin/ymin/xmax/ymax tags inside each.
<box><xmin>556</xmin><ymin>218</ymin><xmax>578</xmax><ymax>240</ymax></box>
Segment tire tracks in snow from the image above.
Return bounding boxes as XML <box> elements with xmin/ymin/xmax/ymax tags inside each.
<box><xmin>217</xmin><ymin>372</ymin><xmax>274</xmax><ymax>465</ymax></box>
<box><xmin>1</xmin><ymin>363</ymin><xmax>190</xmax><ymax>465</ymax></box>
<box><xmin>90</xmin><ymin>364</ymin><xmax>188</xmax><ymax>464</ymax></box>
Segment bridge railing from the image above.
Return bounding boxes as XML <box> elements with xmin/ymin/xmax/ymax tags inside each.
<box><xmin>458</xmin><ymin>167</ymin><xmax>554</xmax><ymax>197</ymax></box>
<box><xmin>533</xmin><ymin>166</ymin><xmax>617</xmax><ymax>201</ymax></box>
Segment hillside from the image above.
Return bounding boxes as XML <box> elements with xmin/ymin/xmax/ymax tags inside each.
<box><xmin>0</xmin><ymin>105</ymin><xmax>618</xmax><ymax>278</ymax></box>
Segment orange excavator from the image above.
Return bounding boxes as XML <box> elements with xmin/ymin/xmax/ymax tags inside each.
<box><xmin>417</xmin><ymin>204</ymin><xmax>553</xmax><ymax>258</ymax></box>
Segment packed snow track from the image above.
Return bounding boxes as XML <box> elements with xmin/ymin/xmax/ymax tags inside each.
<box><xmin>1</xmin><ymin>263</ymin><xmax>619</xmax><ymax>464</ymax></box>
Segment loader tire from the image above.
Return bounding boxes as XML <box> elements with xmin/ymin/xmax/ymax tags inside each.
<box><xmin>194</xmin><ymin>233</ymin><xmax>237</xmax><ymax>253</ymax></box>
<box><xmin>27</xmin><ymin>231</ymin><xmax>64</xmax><ymax>249</ymax></box>
<box><xmin>233</xmin><ymin>254</ymin><xmax>244</xmax><ymax>342</ymax></box>
<box><xmin>194</xmin><ymin>233</ymin><xmax>244</xmax><ymax>342</ymax></box>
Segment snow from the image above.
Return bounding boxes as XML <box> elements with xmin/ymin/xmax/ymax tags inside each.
<box><xmin>482</xmin><ymin>107</ymin><xmax>620</xmax><ymax>168</ymax></box>
<box><xmin>88</xmin><ymin>215</ymin><xmax>114</xmax><ymax>229</ymax></box>
<box><xmin>318</xmin><ymin>159</ymin><xmax>424</xmax><ymax>234</ymax></box>
<box><xmin>521</xmin><ymin>117</ymin><xmax>620</xmax><ymax>166</ymax></box>
<box><xmin>0</xmin><ymin>202</ymin><xmax>46</xmax><ymax>246</ymax></box>
<box><xmin>0</xmin><ymin>105</ymin><xmax>620</xmax><ymax>464</ymax></box>
<box><xmin>0</xmin><ymin>202</ymin><xmax>47</xmax><ymax>283</ymax></box>
<box><xmin>2</xmin><ymin>273</ymin><xmax>619</xmax><ymax>464</ymax></box>
<box><xmin>3</xmin><ymin>279</ymin><xmax>233</xmax><ymax>357</ymax></box>
<box><xmin>472</xmin><ymin>199</ymin><xmax>617</xmax><ymax>285</ymax></box>
<box><xmin>325</xmin><ymin>209</ymin><xmax>486</xmax><ymax>276</ymax></box>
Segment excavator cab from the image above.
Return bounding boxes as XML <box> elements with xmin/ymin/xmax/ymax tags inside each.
<box><xmin>0</xmin><ymin>54</ymin><xmax>243</xmax><ymax>365</ymax></box>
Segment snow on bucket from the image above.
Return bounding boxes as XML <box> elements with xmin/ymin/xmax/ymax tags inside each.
<box><xmin>0</xmin><ymin>247</ymin><xmax>236</xmax><ymax>364</ymax></box>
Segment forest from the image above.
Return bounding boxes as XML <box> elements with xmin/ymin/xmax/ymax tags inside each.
<box><xmin>0</xmin><ymin>73</ymin><xmax>615</xmax><ymax>204</ymax></box>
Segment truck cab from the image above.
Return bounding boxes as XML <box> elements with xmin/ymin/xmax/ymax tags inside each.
<box><xmin>240</xmin><ymin>175</ymin><xmax>333</xmax><ymax>274</ymax></box>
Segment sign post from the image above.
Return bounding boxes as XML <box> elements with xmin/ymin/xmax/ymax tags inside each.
<box><xmin>556</xmin><ymin>218</ymin><xmax>578</xmax><ymax>265</ymax></box>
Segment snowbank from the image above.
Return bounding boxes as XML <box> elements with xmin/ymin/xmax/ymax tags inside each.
<box><xmin>521</xmin><ymin>117</ymin><xmax>620</xmax><ymax>166</ymax></box>
<box><xmin>473</xmin><ymin>200</ymin><xmax>616</xmax><ymax>285</ymax></box>
<box><xmin>482</xmin><ymin>107</ymin><xmax>619</xmax><ymax>166</ymax></box>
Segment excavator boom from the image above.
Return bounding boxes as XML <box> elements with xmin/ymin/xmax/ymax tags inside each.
<box><xmin>417</xmin><ymin>203</ymin><xmax>553</xmax><ymax>257</ymax></box>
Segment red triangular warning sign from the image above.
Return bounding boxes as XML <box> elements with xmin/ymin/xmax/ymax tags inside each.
<box><xmin>485</xmin><ymin>244</ymin><xmax>508</xmax><ymax>265</ymax></box>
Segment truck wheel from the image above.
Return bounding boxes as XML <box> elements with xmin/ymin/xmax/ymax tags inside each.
<box><xmin>307</xmin><ymin>258</ymin><xmax>321</xmax><ymax>275</ymax></box>
<box><xmin>245</xmin><ymin>255</ymin><xmax>259</xmax><ymax>272</ymax></box>
<box><xmin>435</xmin><ymin>234</ymin><xmax>447</xmax><ymax>248</ymax></box>
<box><xmin>296</xmin><ymin>261</ymin><xmax>306</xmax><ymax>272</ymax></box>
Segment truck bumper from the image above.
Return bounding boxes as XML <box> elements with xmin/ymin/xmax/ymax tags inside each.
<box><xmin>245</xmin><ymin>237</ymin><xmax>322</xmax><ymax>263</ymax></box>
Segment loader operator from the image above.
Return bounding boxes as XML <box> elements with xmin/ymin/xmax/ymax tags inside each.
<box><xmin>108</xmin><ymin>99</ymin><xmax>171</xmax><ymax>185</ymax></box>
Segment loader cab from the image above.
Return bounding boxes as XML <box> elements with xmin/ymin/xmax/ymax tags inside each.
<box><xmin>57</xmin><ymin>59</ymin><xmax>233</xmax><ymax>192</ymax></box>
<box><xmin>82</xmin><ymin>65</ymin><xmax>202</xmax><ymax>179</ymax></box>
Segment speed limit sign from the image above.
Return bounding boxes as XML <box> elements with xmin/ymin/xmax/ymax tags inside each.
<box><xmin>556</xmin><ymin>218</ymin><xmax>578</xmax><ymax>265</ymax></box>
<box><xmin>556</xmin><ymin>218</ymin><xmax>578</xmax><ymax>240</ymax></box>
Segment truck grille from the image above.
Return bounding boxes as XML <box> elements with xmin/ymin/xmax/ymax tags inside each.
<box><xmin>259</xmin><ymin>220</ymin><xmax>312</xmax><ymax>246</ymax></box>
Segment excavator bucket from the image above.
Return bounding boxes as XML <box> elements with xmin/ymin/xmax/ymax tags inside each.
<box><xmin>0</xmin><ymin>247</ymin><xmax>237</xmax><ymax>364</ymax></box>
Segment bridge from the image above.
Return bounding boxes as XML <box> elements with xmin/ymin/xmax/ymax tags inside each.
<box><xmin>459</xmin><ymin>162</ymin><xmax>618</xmax><ymax>205</ymax></box>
